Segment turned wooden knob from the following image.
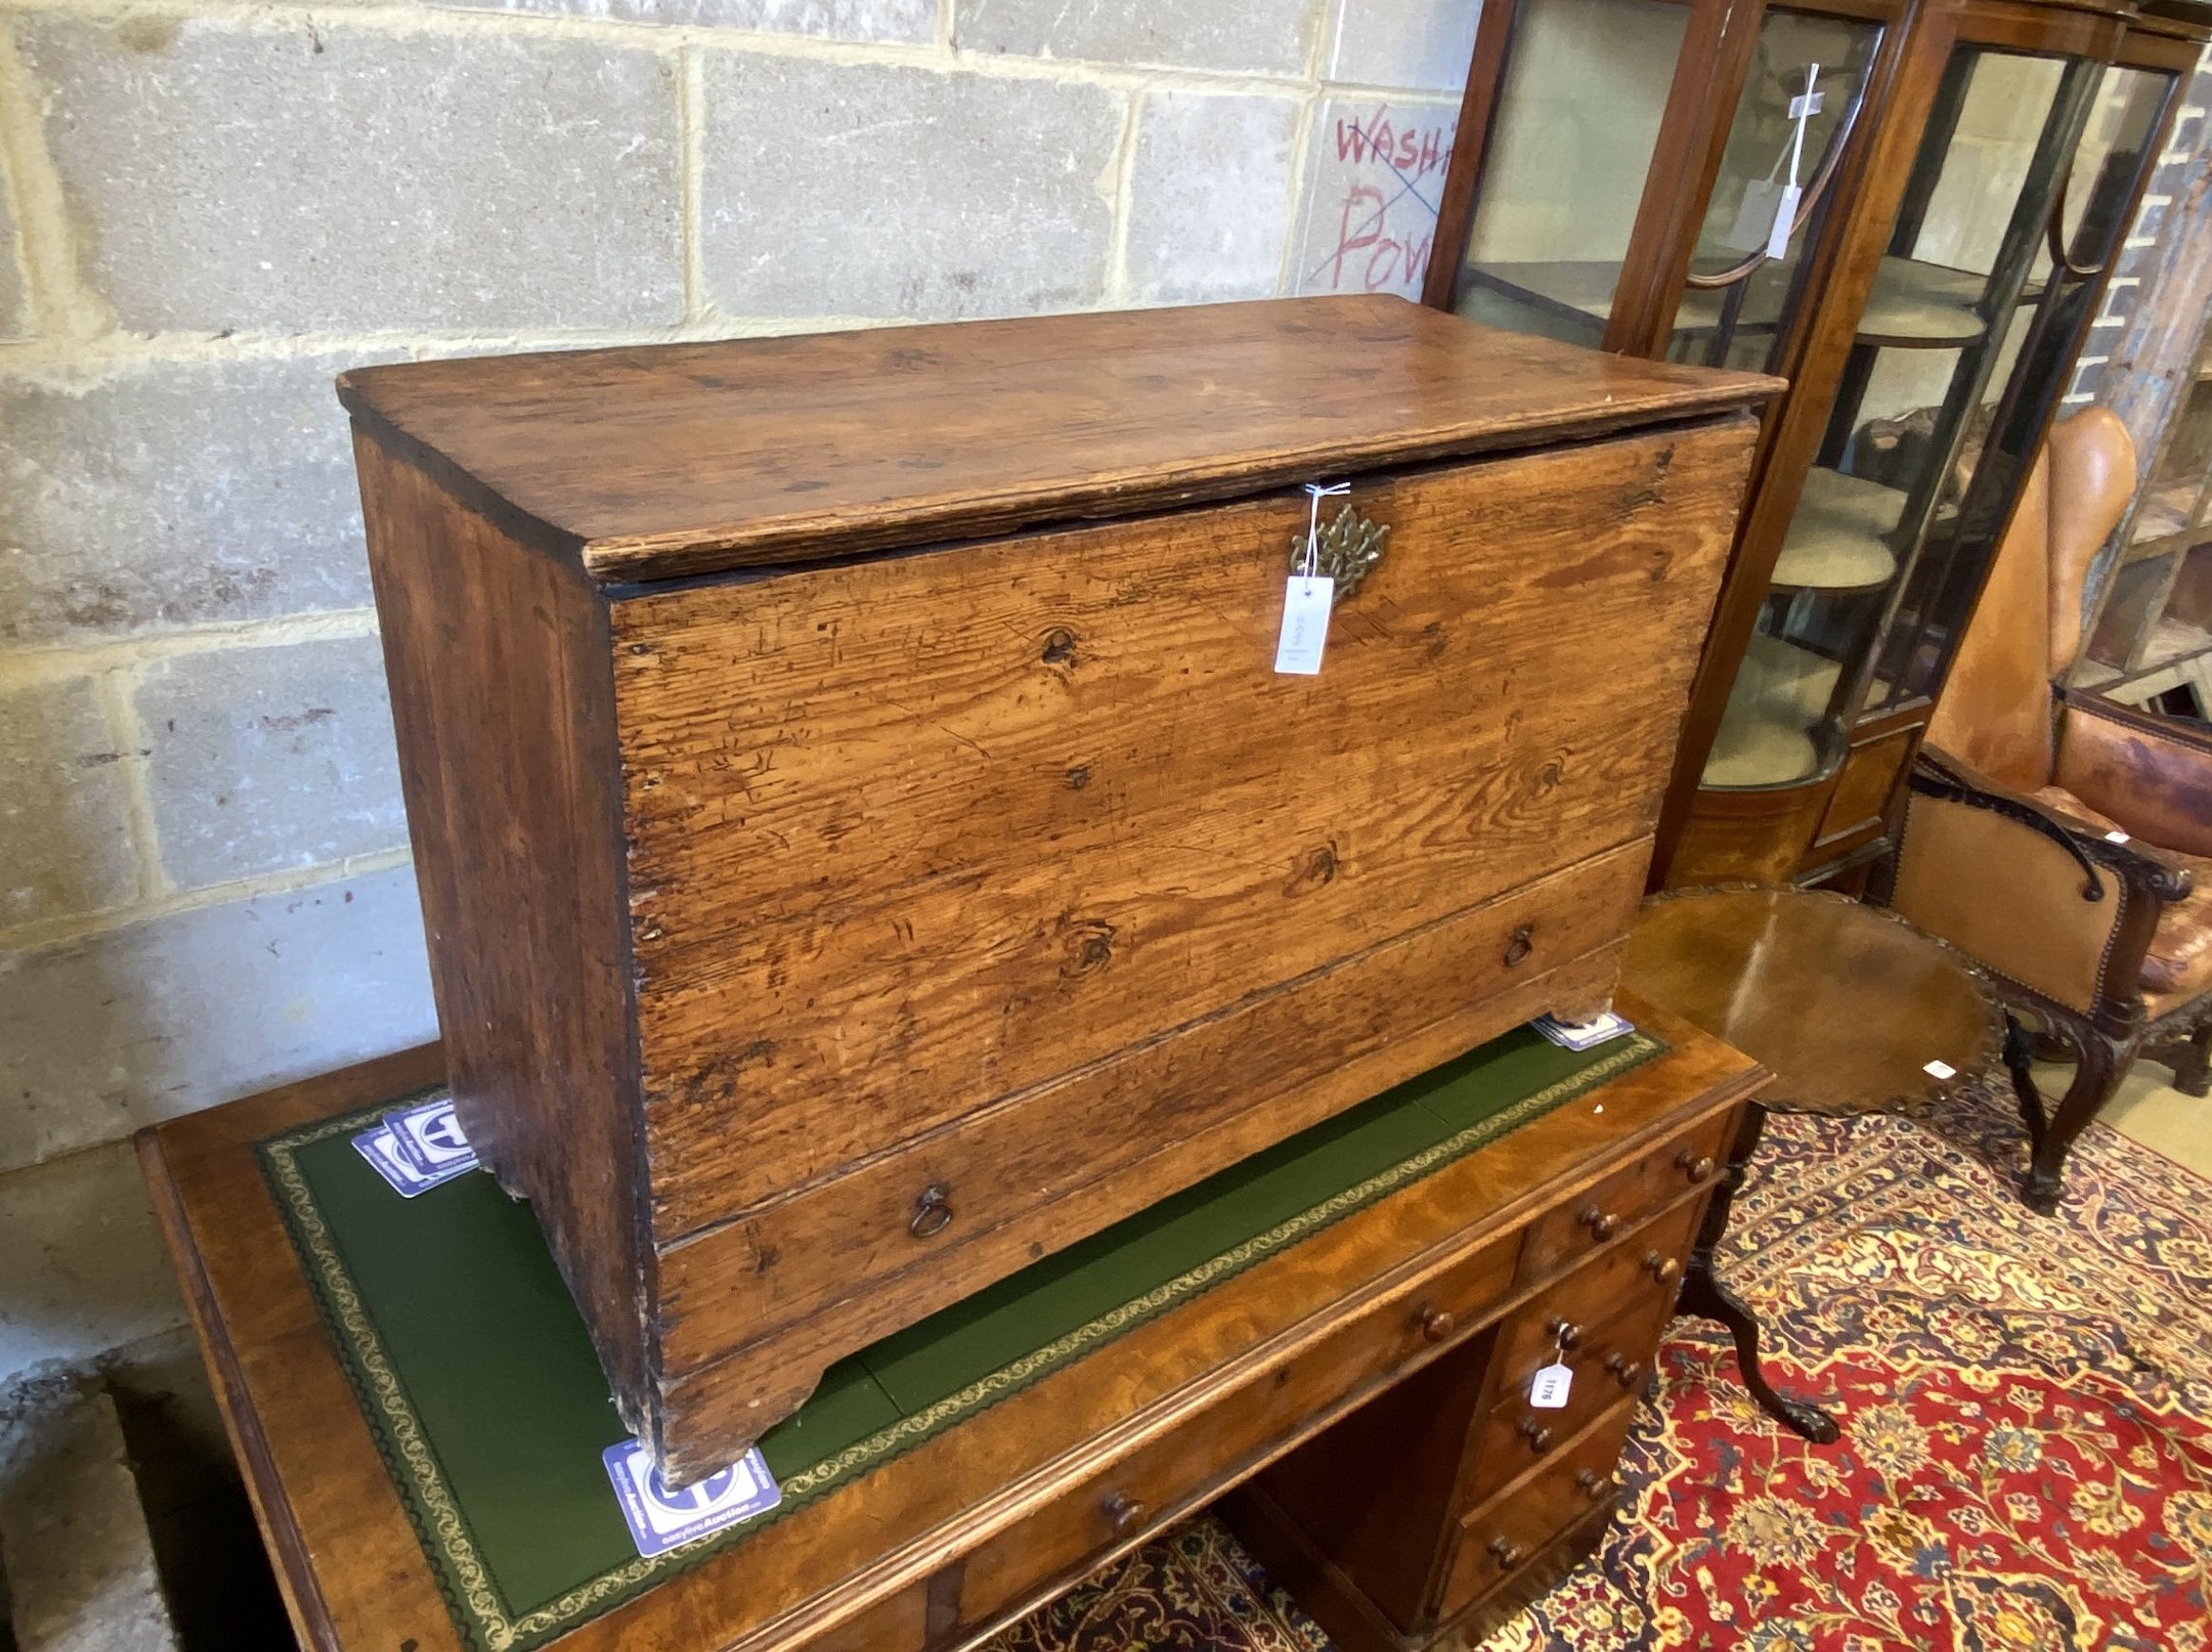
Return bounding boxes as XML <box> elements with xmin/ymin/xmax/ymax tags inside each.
<box><xmin>1604</xmin><ymin>1352</ymin><xmax>1644</xmax><ymax>1389</ymax></box>
<box><xmin>1488</xmin><ymin>1534</ymin><xmax>1526</xmax><ymax>1568</ymax></box>
<box><xmin>1503</xmin><ymin>924</ymin><xmax>1534</xmax><ymax>967</ymax></box>
<box><xmin>1547</xmin><ymin>1316</ymin><xmax>1584</xmax><ymax>1350</ymax></box>
<box><xmin>1676</xmin><ymin>1149</ymin><xmax>1716</xmax><ymax>1181</ymax></box>
<box><xmin>1517</xmin><ymin>1418</ymin><xmax>1553</xmax><ymax>1452</ymax></box>
<box><xmin>909</xmin><ymin>1184</ymin><xmax>954</xmax><ymax>1239</ymax></box>
<box><xmin>1102</xmin><ymin>1492</ymin><xmax>1147</xmax><ymax>1537</ymax></box>
<box><xmin>1575</xmin><ymin>1468</ymin><xmax>1608</xmax><ymax>1500</ymax></box>
<box><xmin>1642</xmin><ymin>1250</ymin><xmax>1679</xmax><ymax>1285</ymax></box>
<box><xmin>1575</xmin><ymin>1204</ymin><xmax>1618</xmax><ymax>1241</ymax></box>
<box><xmin>1418</xmin><ymin>1305</ymin><xmax>1455</xmax><ymax>1343</ymax></box>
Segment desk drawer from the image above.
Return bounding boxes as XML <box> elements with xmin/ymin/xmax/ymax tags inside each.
<box><xmin>1464</xmin><ymin>1200</ymin><xmax>1699</xmax><ymax>1509</ymax></box>
<box><xmin>1518</xmin><ymin>1111</ymin><xmax>1732</xmax><ymax>1283</ymax></box>
<box><xmin>1442</xmin><ymin>1399</ymin><xmax>1640</xmax><ymax>1618</ymax></box>
<box><xmin>951</xmin><ymin>1232</ymin><xmax>1518</xmax><ymax>1637</ymax></box>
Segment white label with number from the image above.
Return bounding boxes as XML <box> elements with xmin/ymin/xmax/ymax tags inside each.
<box><xmin>1274</xmin><ymin>575</ymin><xmax>1334</xmax><ymax>675</ymax></box>
<box><xmin>1529</xmin><ymin>1361</ymin><xmax>1574</xmax><ymax>1410</ymax></box>
<box><xmin>1765</xmin><ymin>182</ymin><xmax>1804</xmax><ymax>260</ymax></box>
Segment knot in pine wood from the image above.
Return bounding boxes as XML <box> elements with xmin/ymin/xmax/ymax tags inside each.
<box><xmin>1059</xmin><ymin>916</ymin><xmax>1116</xmax><ymax>979</ymax></box>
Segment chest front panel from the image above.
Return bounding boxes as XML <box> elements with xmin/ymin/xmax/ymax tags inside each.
<box><xmin>612</xmin><ymin>419</ymin><xmax>1753</xmax><ymax>1247</ymax></box>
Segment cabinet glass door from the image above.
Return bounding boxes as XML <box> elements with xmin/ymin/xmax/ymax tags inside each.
<box><xmin>1448</xmin><ymin>0</ymin><xmax>1693</xmax><ymax>345</ymax></box>
<box><xmin>1867</xmin><ymin>61</ymin><xmax>2178</xmax><ymax>711</ymax></box>
<box><xmin>1668</xmin><ymin>9</ymin><xmax>1885</xmax><ymax>373</ymax></box>
<box><xmin>1700</xmin><ymin>43</ymin><xmax>2091</xmax><ymax>790</ymax></box>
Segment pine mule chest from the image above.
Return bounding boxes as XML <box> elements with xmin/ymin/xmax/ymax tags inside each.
<box><xmin>340</xmin><ymin>294</ymin><xmax>1776</xmax><ymax>1484</ymax></box>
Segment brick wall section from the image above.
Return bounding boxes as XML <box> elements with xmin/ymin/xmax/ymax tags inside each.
<box><xmin>0</xmin><ymin>0</ymin><xmax>1476</xmax><ymax>1380</ymax></box>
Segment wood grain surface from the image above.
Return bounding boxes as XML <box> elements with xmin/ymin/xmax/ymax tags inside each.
<box><xmin>353</xmin><ymin>433</ymin><xmax>653</xmax><ymax>1418</ymax></box>
<box><xmin>622</xmin><ymin>421</ymin><xmax>1758</xmax><ymax>1240</ymax></box>
<box><xmin>338</xmin><ymin>296</ymin><xmax>1778</xmax><ymax>583</ymax></box>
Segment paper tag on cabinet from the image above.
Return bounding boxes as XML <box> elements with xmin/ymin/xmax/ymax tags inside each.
<box><xmin>1723</xmin><ymin>178</ymin><xmax>1789</xmax><ymax>253</ymax></box>
<box><xmin>1274</xmin><ymin>575</ymin><xmax>1334</xmax><ymax>675</ymax></box>
<box><xmin>604</xmin><ymin>1440</ymin><xmax>781</xmax><ymax>1558</ymax></box>
<box><xmin>1765</xmin><ymin>183</ymin><xmax>1804</xmax><ymax>260</ymax></box>
<box><xmin>1529</xmin><ymin>1362</ymin><xmax>1574</xmax><ymax>1410</ymax></box>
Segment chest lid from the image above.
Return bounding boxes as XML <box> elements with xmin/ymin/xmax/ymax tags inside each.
<box><xmin>338</xmin><ymin>295</ymin><xmax>1778</xmax><ymax>587</ymax></box>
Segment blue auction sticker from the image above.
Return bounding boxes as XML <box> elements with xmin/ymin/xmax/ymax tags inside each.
<box><xmin>602</xmin><ymin>1439</ymin><xmax>782</xmax><ymax>1558</ymax></box>
<box><xmin>352</xmin><ymin>1124</ymin><xmax>478</xmax><ymax>1198</ymax></box>
<box><xmin>383</xmin><ymin>1097</ymin><xmax>478</xmax><ymax>1177</ymax></box>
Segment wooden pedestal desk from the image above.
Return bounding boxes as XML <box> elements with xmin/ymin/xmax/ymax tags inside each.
<box><xmin>137</xmin><ymin>996</ymin><xmax>1762</xmax><ymax>1652</ymax></box>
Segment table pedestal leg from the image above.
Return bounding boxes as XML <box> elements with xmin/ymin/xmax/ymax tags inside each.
<box><xmin>1678</xmin><ymin>1102</ymin><xmax>1840</xmax><ymax>1444</ymax></box>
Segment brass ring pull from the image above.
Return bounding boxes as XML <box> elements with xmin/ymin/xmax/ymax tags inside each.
<box><xmin>1418</xmin><ymin>1305</ymin><xmax>1456</xmax><ymax>1343</ymax></box>
<box><xmin>1642</xmin><ymin>1250</ymin><xmax>1680</xmax><ymax>1285</ymax></box>
<box><xmin>1503</xmin><ymin>925</ymin><xmax>1534</xmax><ymax>967</ymax></box>
<box><xmin>1676</xmin><ymin>1150</ymin><xmax>1716</xmax><ymax>1182</ymax></box>
<box><xmin>1577</xmin><ymin>1205</ymin><xmax>1618</xmax><ymax>1241</ymax></box>
<box><xmin>1604</xmin><ymin>1352</ymin><xmax>1644</xmax><ymax>1389</ymax></box>
<box><xmin>1518</xmin><ymin>1419</ymin><xmax>1553</xmax><ymax>1452</ymax></box>
<box><xmin>1575</xmin><ymin>1467</ymin><xmax>1609</xmax><ymax>1500</ymax></box>
<box><xmin>1102</xmin><ymin>1492</ymin><xmax>1147</xmax><ymax>1537</ymax></box>
<box><xmin>1488</xmin><ymin>1534</ymin><xmax>1526</xmax><ymax>1568</ymax></box>
<box><xmin>909</xmin><ymin>1184</ymin><xmax>954</xmax><ymax>1239</ymax></box>
<box><xmin>1547</xmin><ymin>1316</ymin><xmax>1584</xmax><ymax>1349</ymax></box>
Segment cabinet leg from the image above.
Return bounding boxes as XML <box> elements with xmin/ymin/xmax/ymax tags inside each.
<box><xmin>1678</xmin><ymin>1103</ymin><xmax>1839</xmax><ymax>1445</ymax></box>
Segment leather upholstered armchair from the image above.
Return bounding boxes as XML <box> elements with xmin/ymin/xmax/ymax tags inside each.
<box><xmin>1880</xmin><ymin>407</ymin><xmax>2212</xmax><ymax>1213</ymax></box>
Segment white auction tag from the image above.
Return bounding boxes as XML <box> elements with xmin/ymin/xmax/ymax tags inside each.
<box><xmin>1274</xmin><ymin>575</ymin><xmax>1335</xmax><ymax>675</ymax></box>
<box><xmin>1788</xmin><ymin>87</ymin><xmax>1826</xmax><ymax>119</ymax></box>
<box><xmin>1765</xmin><ymin>182</ymin><xmax>1804</xmax><ymax>261</ymax></box>
<box><xmin>2105</xmin><ymin>829</ymin><xmax>2130</xmax><ymax>843</ymax></box>
<box><xmin>1923</xmin><ymin>1060</ymin><xmax>1957</xmax><ymax>1082</ymax></box>
<box><xmin>1530</xmin><ymin>1361</ymin><xmax>1574</xmax><ymax>1410</ymax></box>
<box><xmin>1724</xmin><ymin>178</ymin><xmax>1788</xmax><ymax>253</ymax></box>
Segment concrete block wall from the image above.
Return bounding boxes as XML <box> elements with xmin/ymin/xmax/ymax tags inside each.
<box><xmin>0</xmin><ymin>0</ymin><xmax>1476</xmax><ymax>1383</ymax></box>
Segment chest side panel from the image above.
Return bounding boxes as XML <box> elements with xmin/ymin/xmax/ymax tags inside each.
<box><xmin>614</xmin><ymin>418</ymin><xmax>1754</xmax><ymax>1241</ymax></box>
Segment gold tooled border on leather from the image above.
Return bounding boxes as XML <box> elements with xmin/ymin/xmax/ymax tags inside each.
<box><xmin>259</xmin><ymin>1032</ymin><xmax>1663</xmax><ymax>1652</ymax></box>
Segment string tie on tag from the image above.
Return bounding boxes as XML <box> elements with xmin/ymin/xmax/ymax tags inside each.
<box><xmin>1302</xmin><ymin>481</ymin><xmax>1350</xmax><ymax>577</ymax></box>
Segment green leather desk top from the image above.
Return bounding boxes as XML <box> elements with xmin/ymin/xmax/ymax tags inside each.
<box><xmin>258</xmin><ymin>1023</ymin><xmax>1660</xmax><ymax>1652</ymax></box>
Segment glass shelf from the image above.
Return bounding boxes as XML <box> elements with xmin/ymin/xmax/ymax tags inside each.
<box><xmin>1772</xmin><ymin>467</ymin><xmax>1906</xmax><ymax>589</ymax></box>
<box><xmin>1702</xmin><ymin>634</ymin><xmax>1843</xmax><ymax>787</ymax></box>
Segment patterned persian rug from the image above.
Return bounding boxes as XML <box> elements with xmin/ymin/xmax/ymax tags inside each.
<box><xmin>985</xmin><ymin>1078</ymin><xmax>2212</xmax><ymax>1652</ymax></box>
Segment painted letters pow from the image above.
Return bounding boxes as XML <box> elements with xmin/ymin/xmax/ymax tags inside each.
<box><xmin>1301</xmin><ymin>103</ymin><xmax>1459</xmax><ymax>300</ymax></box>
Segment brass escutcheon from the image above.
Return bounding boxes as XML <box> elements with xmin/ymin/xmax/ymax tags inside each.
<box><xmin>1289</xmin><ymin>504</ymin><xmax>1391</xmax><ymax>602</ymax></box>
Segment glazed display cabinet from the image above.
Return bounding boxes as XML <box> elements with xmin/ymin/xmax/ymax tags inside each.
<box><xmin>1426</xmin><ymin>0</ymin><xmax>2209</xmax><ymax>886</ymax></box>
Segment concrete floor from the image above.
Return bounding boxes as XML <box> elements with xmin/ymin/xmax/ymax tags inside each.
<box><xmin>2103</xmin><ymin>1061</ymin><xmax>2212</xmax><ymax>1177</ymax></box>
<box><xmin>2034</xmin><ymin>1056</ymin><xmax>2212</xmax><ymax>1178</ymax></box>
